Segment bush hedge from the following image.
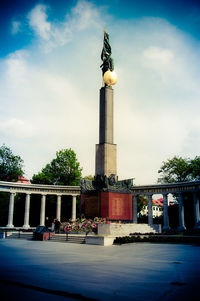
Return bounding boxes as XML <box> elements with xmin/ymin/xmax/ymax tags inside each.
<box><xmin>114</xmin><ymin>235</ymin><xmax>200</xmax><ymax>245</ymax></box>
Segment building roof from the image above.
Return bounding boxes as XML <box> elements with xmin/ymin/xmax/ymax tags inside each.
<box><xmin>152</xmin><ymin>198</ymin><xmax>163</xmax><ymax>206</ymax></box>
<box><xmin>17</xmin><ymin>176</ymin><xmax>30</xmax><ymax>184</ymax></box>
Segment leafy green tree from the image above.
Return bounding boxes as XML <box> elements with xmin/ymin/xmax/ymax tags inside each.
<box><xmin>157</xmin><ymin>155</ymin><xmax>200</xmax><ymax>183</ymax></box>
<box><xmin>0</xmin><ymin>145</ymin><xmax>24</xmax><ymax>225</ymax></box>
<box><xmin>158</xmin><ymin>156</ymin><xmax>192</xmax><ymax>183</ymax></box>
<box><xmin>137</xmin><ymin>195</ymin><xmax>147</xmax><ymax>213</ymax></box>
<box><xmin>31</xmin><ymin>148</ymin><xmax>82</xmax><ymax>185</ymax></box>
<box><xmin>83</xmin><ymin>175</ymin><xmax>94</xmax><ymax>180</ymax></box>
<box><xmin>190</xmin><ymin>156</ymin><xmax>200</xmax><ymax>180</ymax></box>
<box><xmin>0</xmin><ymin>144</ymin><xmax>24</xmax><ymax>182</ymax></box>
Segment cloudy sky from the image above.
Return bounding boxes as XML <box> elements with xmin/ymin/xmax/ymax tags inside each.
<box><xmin>1</xmin><ymin>0</ymin><xmax>200</xmax><ymax>185</ymax></box>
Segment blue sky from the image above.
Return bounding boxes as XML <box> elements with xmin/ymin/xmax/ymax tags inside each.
<box><xmin>1</xmin><ymin>0</ymin><xmax>200</xmax><ymax>184</ymax></box>
<box><xmin>1</xmin><ymin>0</ymin><xmax>200</xmax><ymax>57</ymax></box>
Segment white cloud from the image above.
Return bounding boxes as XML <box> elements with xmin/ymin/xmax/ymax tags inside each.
<box><xmin>28</xmin><ymin>4</ymin><xmax>69</xmax><ymax>52</ymax></box>
<box><xmin>0</xmin><ymin>119</ymin><xmax>37</xmax><ymax>139</ymax></box>
<box><xmin>11</xmin><ymin>21</ymin><xmax>21</xmax><ymax>34</ymax></box>
<box><xmin>70</xmin><ymin>0</ymin><xmax>102</xmax><ymax>30</ymax></box>
<box><xmin>5</xmin><ymin>50</ymin><xmax>29</xmax><ymax>87</ymax></box>
<box><xmin>28</xmin><ymin>5</ymin><xmax>51</xmax><ymax>40</ymax></box>
<box><xmin>143</xmin><ymin>47</ymin><xmax>174</xmax><ymax>64</ymax></box>
<box><xmin>27</xmin><ymin>1</ymin><xmax>103</xmax><ymax>52</ymax></box>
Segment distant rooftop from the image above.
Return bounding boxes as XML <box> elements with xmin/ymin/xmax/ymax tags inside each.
<box><xmin>17</xmin><ymin>176</ymin><xmax>30</xmax><ymax>184</ymax></box>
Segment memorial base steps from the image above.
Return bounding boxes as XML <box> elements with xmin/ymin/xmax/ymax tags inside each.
<box><xmin>51</xmin><ymin>234</ymin><xmax>86</xmax><ymax>244</ymax></box>
<box><xmin>5</xmin><ymin>232</ymin><xmax>33</xmax><ymax>240</ymax></box>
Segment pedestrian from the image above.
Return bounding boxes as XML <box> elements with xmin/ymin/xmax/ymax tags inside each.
<box><xmin>45</xmin><ymin>217</ymin><xmax>49</xmax><ymax>228</ymax></box>
<box><xmin>51</xmin><ymin>219</ymin><xmax>55</xmax><ymax>232</ymax></box>
<box><xmin>55</xmin><ymin>219</ymin><xmax>61</xmax><ymax>233</ymax></box>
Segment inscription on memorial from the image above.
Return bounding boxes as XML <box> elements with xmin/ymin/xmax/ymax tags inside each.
<box><xmin>112</xmin><ymin>198</ymin><xmax>123</xmax><ymax>217</ymax></box>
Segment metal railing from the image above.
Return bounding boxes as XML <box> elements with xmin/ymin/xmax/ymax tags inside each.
<box><xmin>1</xmin><ymin>229</ymin><xmax>33</xmax><ymax>240</ymax></box>
<box><xmin>0</xmin><ymin>229</ymin><xmax>86</xmax><ymax>244</ymax></box>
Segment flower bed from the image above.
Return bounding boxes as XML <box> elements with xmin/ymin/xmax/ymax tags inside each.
<box><xmin>62</xmin><ymin>217</ymin><xmax>107</xmax><ymax>234</ymax></box>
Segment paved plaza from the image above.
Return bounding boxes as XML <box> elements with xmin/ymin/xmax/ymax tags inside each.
<box><xmin>0</xmin><ymin>240</ymin><xmax>200</xmax><ymax>301</ymax></box>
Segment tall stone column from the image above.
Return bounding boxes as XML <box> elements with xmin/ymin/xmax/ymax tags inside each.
<box><xmin>163</xmin><ymin>193</ymin><xmax>170</xmax><ymax>231</ymax></box>
<box><xmin>71</xmin><ymin>195</ymin><xmax>77</xmax><ymax>221</ymax></box>
<box><xmin>99</xmin><ymin>86</ymin><xmax>114</xmax><ymax>144</ymax></box>
<box><xmin>40</xmin><ymin>194</ymin><xmax>46</xmax><ymax>226</ymax></box>
<box><xmin>193</xmin><ymin>191</ymin><xmax>200</xmax><ymax>229</ymax></box>
<box><xmin>133</xmin><ymin>195</ymin><xmax>138</xmax><ymax>223</ymax></box>
<box><xmin>178</xmin><ymin>192</ymin><xmax>186</xmax><ymax>230</ymax></box>
<box><xmin>148</xmin><ymin>194</ymin><xmax>153</xmax><ymax>226</ymax></box>
<box><xmin>95</xmin><ymin>86</ymin><xmax>117</xmax><ymax>177</ymax></box>
<box><xmin>7</xmin><ymin>192</ymin><xmax>15</xmax><ymax>228</ymax></box>
<box><xmin>56</xmin><ymin>194</ymin><xmax>61</xmax><ymax>221</ymax></box>
<box><xmin>23</xmin><ymin>193</ymin><xmax>31</xmax><ymax>229</ymax></box>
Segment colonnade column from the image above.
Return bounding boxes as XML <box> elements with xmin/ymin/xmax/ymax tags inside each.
<box><xmin>7</xmin><ymin>192</ymin><xmax>15</xmax><ymax>228</ymax></box>
<box><xmin>148</xmin><ymin>194</ymin><xmax>153</xmax><ymax>226</ymax></box>
<box><xmin>23</xmin><ymin>193</ymin><xmax>31</xmax><ymax>229</ymax></box>
<box><xmin>133</xmin><ymin>195</ymin><xmax>138</xmax><ymax>223</ymax></box>
<box><xmin>178</xmin><ymin>192</ymin><xmax>186</xmax><ymax>230</ymax></box>
<box><xmin>40</xmin><ymin>194</ymin><xmax>46</xmax><ymax>226</ymax></box>
<box><xmin>193</xmin><ymin>191</ymin><xmax>200</xmax><ymax>229</ymax></box>
<box><xmin>56</xmin><ymin>194</ymin><xmax>61</xmax><ymax>221</ymax></box>
<box><xmin>163</xmin><ymin>193</ymin><xmax>170</xmax><ymax>231</ymax></box>
<box><xmin>71</xmin><ymin>195</ymin><xmax>77</xmax><ymax>221</ymax></box>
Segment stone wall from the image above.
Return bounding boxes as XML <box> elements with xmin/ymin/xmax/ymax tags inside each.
<box><xmin>98</xmin><ymin>223</ymin><xmax>161</xmax><ymax>236</ymax></box>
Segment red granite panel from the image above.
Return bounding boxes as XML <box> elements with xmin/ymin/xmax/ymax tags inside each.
<box><xmin>81</xmin><ymin>192</ymin><xmax>100</xmax><ymax>217</ymax></box>
<box><xmin>100</xmin><ymin>192</ymin><xmax>109</xmax><ymax>218</ymax></box>
<box><xmin>100</xmin><ymin>192</ymin><xmax>132</xmax><ymax>220</ymax></box>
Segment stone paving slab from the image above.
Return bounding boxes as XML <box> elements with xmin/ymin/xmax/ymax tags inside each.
<box><xmin>0</xmin><ymin>240</ymin><xmax>200</xmax><ymax>300</ymax></box>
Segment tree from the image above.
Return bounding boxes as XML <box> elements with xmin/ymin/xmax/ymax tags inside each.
<box><xmin>190</xmin><ymin>156</ymin><xmax>200</xmax><ymax>180</ymax></box>
<box><xmin>0</xmin><ymin>144</ymin><xmax>24</xmax><ymax>182</ymax></box>
<box><xmin>158</xmin><ymin>156</ymin><xmax>191</xmax><ymax>183</ymax></box>
<box><xmin>31</xmin><ymin>148</ymin><xmax>82</xmax><ymax>186</ymax></box>
<box><xmin>157</xmin><ymin>155</ymin><xmax>200</xmax><ymax>184</ymax></box>
<box><xmin>82</xmin><ymin>175</ymin><xmax>94</xmax><ymax>180</ymax></box>
<box><xmin>137</xmin><ymin>195</ymin><xmax>147</xmax><ymax>213</ymax></box>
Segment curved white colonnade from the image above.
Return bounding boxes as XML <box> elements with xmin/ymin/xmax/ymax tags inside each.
<box><xmin>0</xmin><ymin>181</ymin><xmax>80</xmax><ymax>229</ymax></box>
<box><xmin>0</xmin><ymin>180</ymin><xmax>200</xmax><ymax>230</ymax></box>
<box><xmin>131</xmin><ymin>181</ymin><xmax>200</xmax><ymax>230</ymax></box>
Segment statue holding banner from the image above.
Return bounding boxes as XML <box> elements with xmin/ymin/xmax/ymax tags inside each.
<box><xmin>100</xmin><ymin>29</ymin><xmax>114</xmax><ymax>75</ymax></box>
